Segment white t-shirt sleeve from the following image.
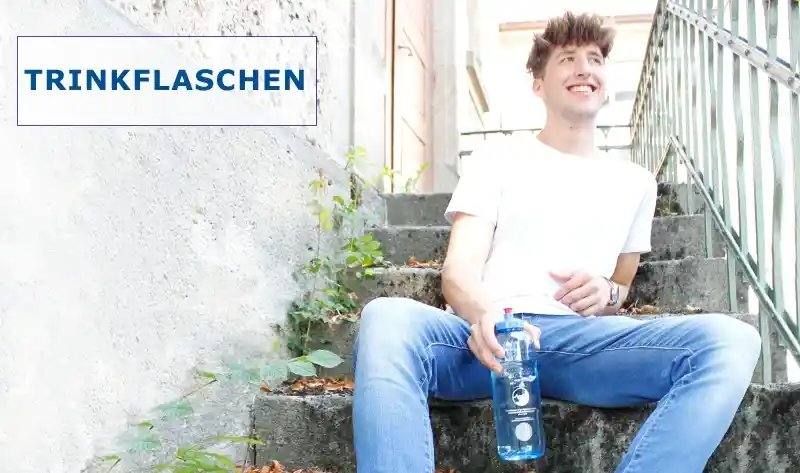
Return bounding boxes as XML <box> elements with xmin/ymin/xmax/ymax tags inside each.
<box><xmin>444</xmin><ymin>143</ymin><xmax>502</xmax><ymax>225</ymax></box>
<box><xmin>621</xmin><ymin>173</ymin><xmax>658</xmax><ymax>254</ymax></box>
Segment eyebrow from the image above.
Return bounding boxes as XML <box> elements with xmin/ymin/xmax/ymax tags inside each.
<box><xmin>557</xmin><ymin>49</ymin><xmax>603</xmax><ymax>59</ymax></box>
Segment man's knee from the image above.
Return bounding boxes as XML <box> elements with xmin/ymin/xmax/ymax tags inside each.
<box><xmin>353</xmin><ymin>296</ymin><xmax>427</xmax><ymax>358</ymax></box>
<box><xmin>693</xmin><ymin>313</ymin><xmax>762</xmax><ymax>368</ymax></box>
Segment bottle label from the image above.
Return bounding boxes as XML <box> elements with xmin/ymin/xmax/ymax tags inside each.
<box><xmin>503</xmin><ymin>373</ymin><xmax>539</xmax><ymax>441</ymax></box>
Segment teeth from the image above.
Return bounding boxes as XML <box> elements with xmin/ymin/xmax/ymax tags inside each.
<box><xmin>570</xmin><ymin>85</ymin><xmax>592</xmax><ymax>93</ymax></box>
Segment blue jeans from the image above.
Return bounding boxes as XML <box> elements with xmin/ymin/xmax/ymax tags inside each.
<box><xmin>352</xmin><ymin>297</ymin><xmax>761</xmax><ymax>473</ymax></box>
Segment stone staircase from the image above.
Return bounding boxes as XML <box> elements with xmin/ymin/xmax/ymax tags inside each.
<box><xmin>252</xmin><ymin>183</ymin><xmax>800</xmax><ymax>472</ymax></box>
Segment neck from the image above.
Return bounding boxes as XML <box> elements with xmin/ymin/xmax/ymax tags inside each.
<box><xmin>536</xmin><ymin>114</ymin><xmax>597</xmax><ymax>157</ymax></box>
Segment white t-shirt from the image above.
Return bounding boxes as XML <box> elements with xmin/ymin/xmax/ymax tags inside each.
<box><xmin>444</xmin><ymin>136</ymin><xmax>657</xmax><ymax>316</ymax></box>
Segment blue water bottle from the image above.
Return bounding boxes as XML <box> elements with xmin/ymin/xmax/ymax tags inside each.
<box><xmin>490</xmin><ymin>308</ymin><xmax>546</xmax><ymax>462</ymax></box>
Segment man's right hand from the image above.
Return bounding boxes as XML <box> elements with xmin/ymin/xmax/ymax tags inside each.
<box><xmin>467</xmin><ymin>313</ymin><xmax>542</xmax><ymax>374</ymax></box>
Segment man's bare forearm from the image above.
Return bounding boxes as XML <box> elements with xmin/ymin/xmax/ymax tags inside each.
<box><xmin>441</xmin><ymin>262</ymin><xmax>496</xmax><ymax>325</ymax></box>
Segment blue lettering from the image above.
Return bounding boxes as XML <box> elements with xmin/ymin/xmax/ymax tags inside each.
<box><xmin>47</xmin><ymin>70</ymin><xmax>65</xmax><ymax>90</ymax></box>
<box><xmin>240</xmin><ymin>69</ymin><xmax>258</xmax><ymax>90</ymax></box>
<box><xmin>134</xmin><ymin>69</ymin><xmax>150</xmax><ymax>90</ymax></box>
<box><xmin>22</xmin><ymin>68</ymin><xmax>309</xmax><ymax>92</ymax></box>
<box><xmin>24</xmin><ymin>69</ymin><xmax>42</xmax><ymax>90</ymax></box>
<box><xmin>172</xmin><ymin>69</ymin><xmax>192</xmax><ymax>90</ymax></box>
<box><xmin>195</xmin><ymin>69</ymin><xmax>213</xmax><ymax>91</ymax></box>
<box><xmin>87</xmin><ymin>70</ymin><xmax>105</xmax><ymax>90</ymax></box>
<box><xmin>111</xmin><ymin>70</ymin><xmax>130</xmax><ymax>90</ymax></box>
<box><xmin>68</xmin><ymin>70</ymin><xmax>82</xmax><ymax>90</ymax></box>
<box><xmin>153</xmin><ymin>70</ymin><xmax>169</xmax><ymax>91</ymax></box>
<box><xmin>285</xmin><ymin>69</ymin><xmax>304</xmax><ymax>90</ymax></box>
<box><xmin>264</xmin><ymin>70</ymin><xmax>280</xmax><ymax>90</ymax></box>
<box><xmin>217</xmin><ymin>69</ymin><xmax>234</xmax><ymax>91</ymax></box>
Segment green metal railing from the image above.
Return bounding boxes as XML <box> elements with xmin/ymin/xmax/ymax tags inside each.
<box><xmin>630</xmin><ymin>0</ymin><xmax>800</xmax><ymax>383</ymax></box>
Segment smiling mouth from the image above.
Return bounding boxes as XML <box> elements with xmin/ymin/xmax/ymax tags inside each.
<box><xmin>567</xmin><ymin>85</ymin><xmax>596</xmax><ymax>94</ymax></box>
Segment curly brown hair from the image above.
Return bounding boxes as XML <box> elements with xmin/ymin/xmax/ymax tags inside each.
<box><xmin>525</xmin><ymin>12</ymin><xmax>616</xmax><ymax>78</ymax></box>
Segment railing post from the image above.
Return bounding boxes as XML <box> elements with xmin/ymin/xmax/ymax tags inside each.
<box><xmin>791</xmin><ymin>0</ymin><xmax>800</xmax><ymax>344</ymax></box>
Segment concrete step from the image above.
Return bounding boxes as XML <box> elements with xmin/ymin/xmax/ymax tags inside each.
<box><xmin>656</xmin><ymin>182</ymin><xmax>705</xmax><ymax>216</ymax></box>
<box><xmin>626</xmin><ymin>256</ymin><xmax>746</xmax><ymax>312</ymax></box>
<box><xmin>251</xmin><ymin>383</ymin><xmax>800</xmax><ymax>473</ymax></box>
<box><xmin>384</xmin><ymin>184</ymin><xmax>699</xmax><ymax>227</ymax></box>
<box><xmin>353</xmin><ymin>258</ymin><xmax>744</xmax><ymax>315</ymax></box>
<box><xmin>384</xmin><ymin>192</ymin><xmax>452</xmax><ymax>226</ymax></box>
<box><xmin>369</xmin><ymin>215</ymin><xmax>724</xmax><ymax>264</ymax></box>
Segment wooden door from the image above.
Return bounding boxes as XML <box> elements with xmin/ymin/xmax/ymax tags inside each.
<box><xmin>391</xmin><ymin>0</ymin><xmax>433</xmax><ymax>193</ymax></box>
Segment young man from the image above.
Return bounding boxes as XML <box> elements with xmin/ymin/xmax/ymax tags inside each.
<box><xmin>352</xmin><ymin>12</ymin><xmax>761</xmax><ymax>473</ymax></box>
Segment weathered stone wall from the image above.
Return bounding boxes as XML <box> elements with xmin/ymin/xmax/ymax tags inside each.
<box><xmin>0</xmin><ymin>0</ymin><xmax>390</xmax><ymax>471</ymax></box>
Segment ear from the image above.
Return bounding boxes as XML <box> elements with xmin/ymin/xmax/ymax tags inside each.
<box><xmin>532</xmin><ymin>76</ymin><xmax>545</xmax><ymax>100</ymax></box>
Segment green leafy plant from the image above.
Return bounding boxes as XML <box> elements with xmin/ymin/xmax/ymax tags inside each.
<box><xmin>403</xmin><ymin>162</ymin><xmax>430</xmax><ymax>192</ymax></box>
<box><xmin>224</xmin><ymin>348</ymin><xmax>344</xmax><ymax>390</ymax></box>
<box><xmin>95</xmin><ymin>435</ymin><xmax>263</xmax><ymax>473</ymax></box>
<box><xmin>151</xmin><ymin>436</ymin><xmax>265</xmax><ymax>472</ymax></box>
<box><xmin>286</xmin><ymin>146</ymin><xmax>389</xmax><ymax>355</ymax></box>
<box><xmin>88</xmin><ymin>347</ymin><xmax>342</xmax><ymax>473</ymax></box>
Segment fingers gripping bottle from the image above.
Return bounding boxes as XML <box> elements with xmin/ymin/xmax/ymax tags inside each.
<box><xmin>491</xmin><ymin>308</ymin><xmax>546</xmax><ymax>462</ymax></box>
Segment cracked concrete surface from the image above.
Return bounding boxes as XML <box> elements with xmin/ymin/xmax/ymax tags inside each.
<box><xmin>252</xmin><ymin>384</ymin><xmax>800</xmax><ymax>473</ymax></box>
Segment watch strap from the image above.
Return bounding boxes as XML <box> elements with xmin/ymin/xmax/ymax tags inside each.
<box><xmin>601</xmin><ymin>276</ymin><xmax>619</xmax><ymax>306</ymax></box>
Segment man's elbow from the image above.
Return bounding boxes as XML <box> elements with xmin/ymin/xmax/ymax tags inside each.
<box><xmin>441</xmin><ymin>258</ymin><xmax>481</xmax><ymax>288</ymax></box>
<box><xmin>441</xmin><ymin>258</ymin><xmax>459</xmax><ymax>286</ymax></box>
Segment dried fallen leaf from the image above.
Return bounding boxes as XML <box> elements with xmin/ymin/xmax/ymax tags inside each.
<box><xmin>237</xmin><ymin>460</ymin><xmax>284</xmax><ymax>473</ymax></box>
<box><xmin>326</xmin><ymin>312</ymin><xmax>360</xmax><ymax>324</ymax></box>
<box><xmin>635</xmin><ymin>304</ymin><xmax>659</xmax><ymax>314</ymax></box>
<box><xmin>238</xmin><ymin>464</ymin><xmax>334</xmax><ymax>473</ymax></box>
<box><xmin>619</xmin><ymin>302</ymin><xmax>660</xmax><ymax>315</ymax></box>
<box><xmin>263</xmin><ymin>460</ymin><xmax>283</xmax><ymax>473</ymax></box>
<box><xmin>407</xmin><ymin>256</ymin><xmax>442</xmax><ymax>268</ymax></box>
<box><xmin>276</xmin><ymin>377</ymin><xmax>355</xmax><ymax>396</ymax></box>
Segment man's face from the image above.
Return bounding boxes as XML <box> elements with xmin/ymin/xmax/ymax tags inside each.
<box><xmin>533</xmin><ymin>43</ymin><xmax>607</xmax><ymax>122</ymax></box>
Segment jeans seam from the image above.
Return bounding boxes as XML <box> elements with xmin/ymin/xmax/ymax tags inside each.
<box><xmin>421</xmin><ymin>342</ymin><xmax>469</xmax><ymax>472</ymax></box>
<box><xmin>538</xmin><ymin>346</ymin><xmax>697</xmax><ymax>357</ymax></box>
<box><xmin>429</xmin><ymin>341</ymin><xmax>471</xmax><ymax>351</ymax></box>
<box><xmin>420</xmin><ymin>341</ymin><xmax>471</xmax><ymax>385</ymax></box>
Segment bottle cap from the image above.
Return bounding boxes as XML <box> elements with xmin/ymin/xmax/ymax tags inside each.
<box><xmin>495</xmin><ymin>308</ymin><xmax>524</xmax><ymax>332</ymax></box>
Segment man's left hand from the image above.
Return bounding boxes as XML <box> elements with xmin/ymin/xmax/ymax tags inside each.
<box><xmin>549</xmin><ymin>270</ymin><xmax>611</xmax><ymax>316</ymax></box>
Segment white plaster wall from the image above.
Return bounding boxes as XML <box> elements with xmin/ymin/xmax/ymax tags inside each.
<box><xmin>0</xmin><ymin>0</ymin><xmax>390</xmax><ymax>471</ymax></box>
<box><xmin>431</xmin><ymin>0</ymin><xmax>462</xmax><ymax>191</ymax></box>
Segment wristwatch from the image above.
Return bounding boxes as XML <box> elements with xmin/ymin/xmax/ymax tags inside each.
<box><xmin>602</xmin><ymin>276</ymin><xmax>620</xmax><ymax>306</ymax></box>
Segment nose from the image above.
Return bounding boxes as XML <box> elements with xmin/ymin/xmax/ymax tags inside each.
<box><xmin>573</xmin><ymin>56</ymin><xmax>592</xmax><ymax>76</ymax></box>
